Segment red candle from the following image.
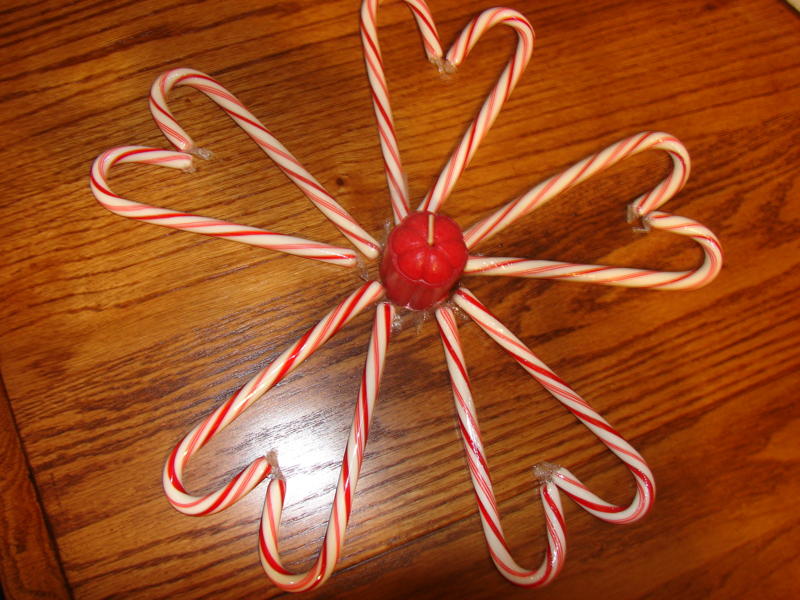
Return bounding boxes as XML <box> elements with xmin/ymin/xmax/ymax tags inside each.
<box><xmin>380</xmin><ymin>211</ymin><xmax>468</xmax><ymax>310</ymax></box>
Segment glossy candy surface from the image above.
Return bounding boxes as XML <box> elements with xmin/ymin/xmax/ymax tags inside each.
<box><xmin>380</xmin><ymin>211</ymin><xmax>468</xmax><ymax>310</ymax></box>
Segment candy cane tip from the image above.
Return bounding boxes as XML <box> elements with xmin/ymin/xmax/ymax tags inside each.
<box><xmin>626</xmin><ymin>203</ymin><xmax>651</xmax><ymax>232</ymax></box>
<box><xmin>190</xmin><ymin>146</ymin><xmax>213</xmax><ymax>160</ymax></box>
<box><xmin>355</xmin><ymin>256</ymin><xmax>369</xmax><ymax>281</ymax></box>
<box><xmin>532</xmin><ymin>462</ymin><xmax>561</xmax><ymax>485</ymax></box>
<box><xmin>362</xmin><ymin>247</ymin><xmax>381</xmax><ymax>260</ymax></box>
<box><xmin>636</xmin><ymin>217</ymin><xmax>653</xmax><ymax>233</ymax></box>
<box><xmin>430</xmin><ymin>56</ymin><xmax>457</xmax><ymax>75</ymax></box>
<box><xmin>265</xmin><ymin>450</ymin><xmax>284</xmax><ymax>481</ymax></box>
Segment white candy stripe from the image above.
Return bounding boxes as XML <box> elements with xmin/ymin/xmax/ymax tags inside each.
<box><xmin>465</xmin><ymin>211</ymin><xmax>723</xmax><ymax>290</ymax></box>
<box><xmin>453</xmin><ymin>286</ymin><xmax>655</xmax><ymax>526</ymax></box>
<box><xmin>258</xmin><ymin>302</ymin><xmax>394</xmax><ymax>591</ymax></box>
<box><xmin>435</xmin><ymin>306</ymin><xmax>566</xmax><ymax>587</ymax></box>
<box><xmin>418</xmin><ymin>8</ymin><xmax>535</xmax><ymax>214</ymax></box>
<box><xmin>464</xmin><ymin>131</ymin><xmax>691</xmax><ymax>249</ymax></box>
<box><xmin>149</xmin><ymin>68</ymin><xmax>380</xmax><ymax>258</ymax></box>
<box><xmin>89</xmin><ymin>146</ymin><xmax>359</xmax><ymax>267</ymax></box>
<box><xmin>163</xmin><ymin>282</ymin><xmax>385</xmax><ymax>516</ymax></box>
<box><xmin>360</xmin><ymin>0</ymin><xmax>444</xmax><ymax>223</ymax></box>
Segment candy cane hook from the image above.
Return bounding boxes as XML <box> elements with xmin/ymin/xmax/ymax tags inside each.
<box><xmin>463</xmin><ymin>132</ymin><xmax>722</xmax><ymax>289</ymax></box>
<box><xmin>360</xmin><ymin>0</ymin><xmax>445</xmax><ymax>224</ymax></box>
<box><xmin>436</xmin><ymin>288</ymin><xmax>655</xmax><ymax>586</ymax></box>
<box><xmin>164</xmin><ymin>281</ymin><xmax>384</xmax><ymax>516</ymax></box>
<box><xmin>454</xmin><ymin>287</ymin><xmax>655</xmax><ymax>521</ymax></box>
<box><xmin>419</xmin><ymin>8</ymin><xmax>535</xmax><ymax>214</ymax></box>
<box><xmin>258</xmin><ymin>302</ymin><xmax>394</xmax><ymax>591</ymax></box>
<box><xmin>89</xmin><ymin>146</ymin><xmax>359</xmax><ymax>268</ymax></box>
<box><xmin>150</xmin><ymin>68</ymin><xmax>381</xmax><ymax>258</ymax></box>
<box><xmin>465</xmin><ymin>131</ymin><xmax>689</xmax><ymax>247</ymax></box>
<box><xmin>465</xmin><ymin>211</ymin><xmax>722</xmax><ymax>290</ymax></box>
<box><xmin>435</xmin><ymin>306</ymin><xmax>566</xmax><ymax>587</ymax></box>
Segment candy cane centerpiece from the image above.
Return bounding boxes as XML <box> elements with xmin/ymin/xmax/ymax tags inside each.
<box><xmin>89</xmin><ymin>0</ymin><xmax>723</xmax><ymax>592</ymax></box>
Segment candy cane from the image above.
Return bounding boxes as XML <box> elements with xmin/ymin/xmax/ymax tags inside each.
<box><xmin>464</xmin><ymin>131</ymin><xmax>694</xmax><ymax>249</ymax></box>
<box><xmin>258</xmin><ymin>302</ymin><xmax>394</xmax><ymax>591</ymax></box>
<box><xmin>418</xmin><ymin>8</ymin><xmax>535</xmax><ymax>214</ymax></box>
<box><xmin>435</xmin><ymin>305</ymin><xmax>566</xmax><ymax>587</ymax></box>
<box><xmin>360</xmin><ymin>0</ymin><xmax>444</xmax><ymax>224</ymax></box>
<box><xmin>453</xmin><ymin>287</ymin><xmax>655</xmax><ymax>521</ymax></box>
<box><xmin>465</xmin><ymin>211</ymin><xmax>723</xmax><ymax>289</ymax></box>
<box><xmin>89</xmin><ymin>146</ymin><xmax>359</xmax><ymax>268</ymax></box>
<box><xmin>149</xmin><ymin>68</ymin><xmax>380</xmax><ymax>259</ymax></box>
<box><xmin>163</xmin><ymin>281</ymin><xmax>384</xmax><ymax>516</ymax></box>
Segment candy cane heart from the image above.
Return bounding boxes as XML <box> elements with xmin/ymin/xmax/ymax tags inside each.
<box><xmin>435</xmin><ymin>306</ymin><xmax>566</xmax><ymax>587</ymax></box>
<box><xmin>446</xmin><ymin>287</ymin><xmax>655</xmax><ymax>583</ymax></box>
<box><xmin>463</xmin><ymin>131</ymin><xmax>723</xmax><ymax>290</ymax></box>
<box><xmin>150</xmin><ymin>68</ymin><xmax>381</xmax><ymax>259</ymax></box>
<box><xmin>418</xmin><ymin>8</ymin><xmax>535</xmax><ymax>214</ymax></box>
<box><xmin>361</xmin><ymin>2</ymin><xmax>534</xmax><ymax>221</ymax></box>
<box><xmin>90</xmin><ymin>146</ymin><xmax>359</xmax><ymax>268</ymax></box>
<box><xmin>163</xmin><ymin>281</ymin><xmax>385</xmax><ymax>516</ymax></box>
<box><xmin>258</xmin><ymin>302</ymin><xmax>394</xmax><ymax>592</ymax></box>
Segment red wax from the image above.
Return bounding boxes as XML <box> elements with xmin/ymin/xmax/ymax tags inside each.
<box><xmin>380</xmin><ymin>211</ymin><xmax>468</xmax><ymax>310</ymax></box>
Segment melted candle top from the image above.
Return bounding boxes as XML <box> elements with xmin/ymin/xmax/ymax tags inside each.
<box><xmin>379</xmin><ymin>211</ymin><xmax>468</xmax><ymax>310</ymax></box>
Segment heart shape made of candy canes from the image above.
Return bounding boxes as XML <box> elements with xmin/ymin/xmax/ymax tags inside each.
<box><xmin>462</xmin><ymin>131</ymin><xmax>723</xmax><ymax>289</ymax></box>
<box><xmin>148</xmin><ymin>68</ymin><xmax>382</xmax><ymax>260</ymax></box>
<box><xmin>89</xmin><ymin>0</ymin><xmax>723</xmax><ymax>593</ymax></box>
<box><xmin>361</xmin><ymin>1</ymin><xmax>534</xmax><ymax>223</ymax></box>
<box><xmin>89</xmin><ymin>146</ymin><xmax>361</xmax><ymax>268</ymax></box>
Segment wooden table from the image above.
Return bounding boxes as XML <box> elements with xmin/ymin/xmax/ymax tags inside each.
<box><xmin>2</xmin><ymin>1</ymin><xmax>799</xmax><ymax>598</ymax></box>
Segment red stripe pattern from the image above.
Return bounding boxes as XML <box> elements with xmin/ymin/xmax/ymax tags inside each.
<box><xmin>451</xmin><ymin>287</ymin><xmax>655</xmax><ymax>528</ymax></box>
<box><xmin>435</xmin><ymin>306</ymin><xmax>567</xmax><ymax>587</ymax></box>
<box><xmin>466</xmin><ymin>132</ymin><xmax>686</xmax><ymax>245</ymax></box>
<box><xmin>360</xmin><ymin>0</ymin><xmax>444</xmax><ymax>224</ymax></box>
<box><xmin>433</xmin><ymin>287</ymin><xmax>659</xmax><ymax>586</ymax></box>
<box><xmin>418</xmin><ymin>8</ymin><xmax>535</xmax><ymax>214</ymax></box>
<box><xmin>462</xmin><ymin>132</ymin><xmax>722</xmax><ymax>289</ymax></box>
<box><xmin>149</xmin><ymin>68</ymin><xmax>380</xmax><ymax>259</ymax></box>
<box><xmin>465</xmin><ymin>212</ymin><xmax>723</xmax><ymax>289</ymax></box>
<box><xmin>89</xmin><ymin>146</ymin><xmax>359</xmax><ymax>267</ymax></box>
<box><xmin>162</xmin><ymin>282</ymin><xmax>384</xmax><ymax>516</ymax></box>
<box><xmin>258</xmin><ymin>302</ymin><xmax>394</xmax><ymax>591</ymax></box>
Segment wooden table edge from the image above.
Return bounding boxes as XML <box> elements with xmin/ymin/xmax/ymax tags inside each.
<box><xmin>0</xmin><ymin>375</ymin><xmax>72</xmax><ymax>600</ymax></box>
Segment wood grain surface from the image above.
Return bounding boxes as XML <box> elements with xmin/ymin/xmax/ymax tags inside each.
<box><xmin>1</xmin><ymin>0</ymin><xmax>799</xmax><ymax>598</ymax></box>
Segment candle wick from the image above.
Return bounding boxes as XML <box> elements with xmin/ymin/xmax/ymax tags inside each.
<box><xmin>427</xmin><ymin>213</ymin><xmax>435</xmax><ymax>246</ymax></box>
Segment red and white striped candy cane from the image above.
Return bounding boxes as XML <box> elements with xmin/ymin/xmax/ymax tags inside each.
<box><xmin>89</xmin><ymin>146</ymin><xmax>359</xmax><ymax>268</ymax></box>
<box><xmin>258</xmin><ymin>302</ymin><xmax>394</xmax><ymax>591</ymax></box>
<box><xmin>418</xmin><ymin>8</ymin><xmax>535</xmax><ymax>214</ymax></box>
<box><xmin>439</xmin><ymin>287</ymin><xmax>654</xmax><ymax>585</ymax></box>
<box><xmin>453</xmin><ymin>287</ymin><xmax>655</xmax><ymax>523</ymax></box>
<box><xmin>462</xmin><ymin>131</ymin><xmax>723</xmax><ymax>289</ymax></box>
<box><xmin>465</xmin><ymin>211</ymin><xmax>722</xmax><ymax>289</ymax></box>
<box><xmin>360</xmin><ymin>0</ymin><xmax>444</xmax><ymax>224</ymax></box>
<box><xmin>149</xmin><ymin>68</ymin><xmax>380</xmax><ymax>259</ymax></box>
<box><xmin>163</xmin><ymin>281</ymin><xmax>384</xmax><ymax>516</ymax></box>
<box><xmin>435</xmin><ymin>306</ymin><xmax>566</xmax><ymax>587</ymax></box>
<box><xmin>464</xmin><ymin>131</ymin><xmax>693</xmax><ymax>248</ymax></box>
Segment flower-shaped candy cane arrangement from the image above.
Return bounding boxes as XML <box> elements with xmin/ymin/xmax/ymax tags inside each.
<box><xmin>89</xmin><ymin>0</ymin><xmax>722</xmax><ymax>592</ymax></box>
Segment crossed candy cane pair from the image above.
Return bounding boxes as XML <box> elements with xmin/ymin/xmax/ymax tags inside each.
<box><xmin>89</xmin><ymin>0</ymin><xmax>722</xmax><ymax>591</ymax></box>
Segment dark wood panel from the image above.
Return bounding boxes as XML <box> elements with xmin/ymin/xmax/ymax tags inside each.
<box><xmin>0</xmin><ymin>379</ymin><xmax>71</xmax><ymax>599</ymax></box>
